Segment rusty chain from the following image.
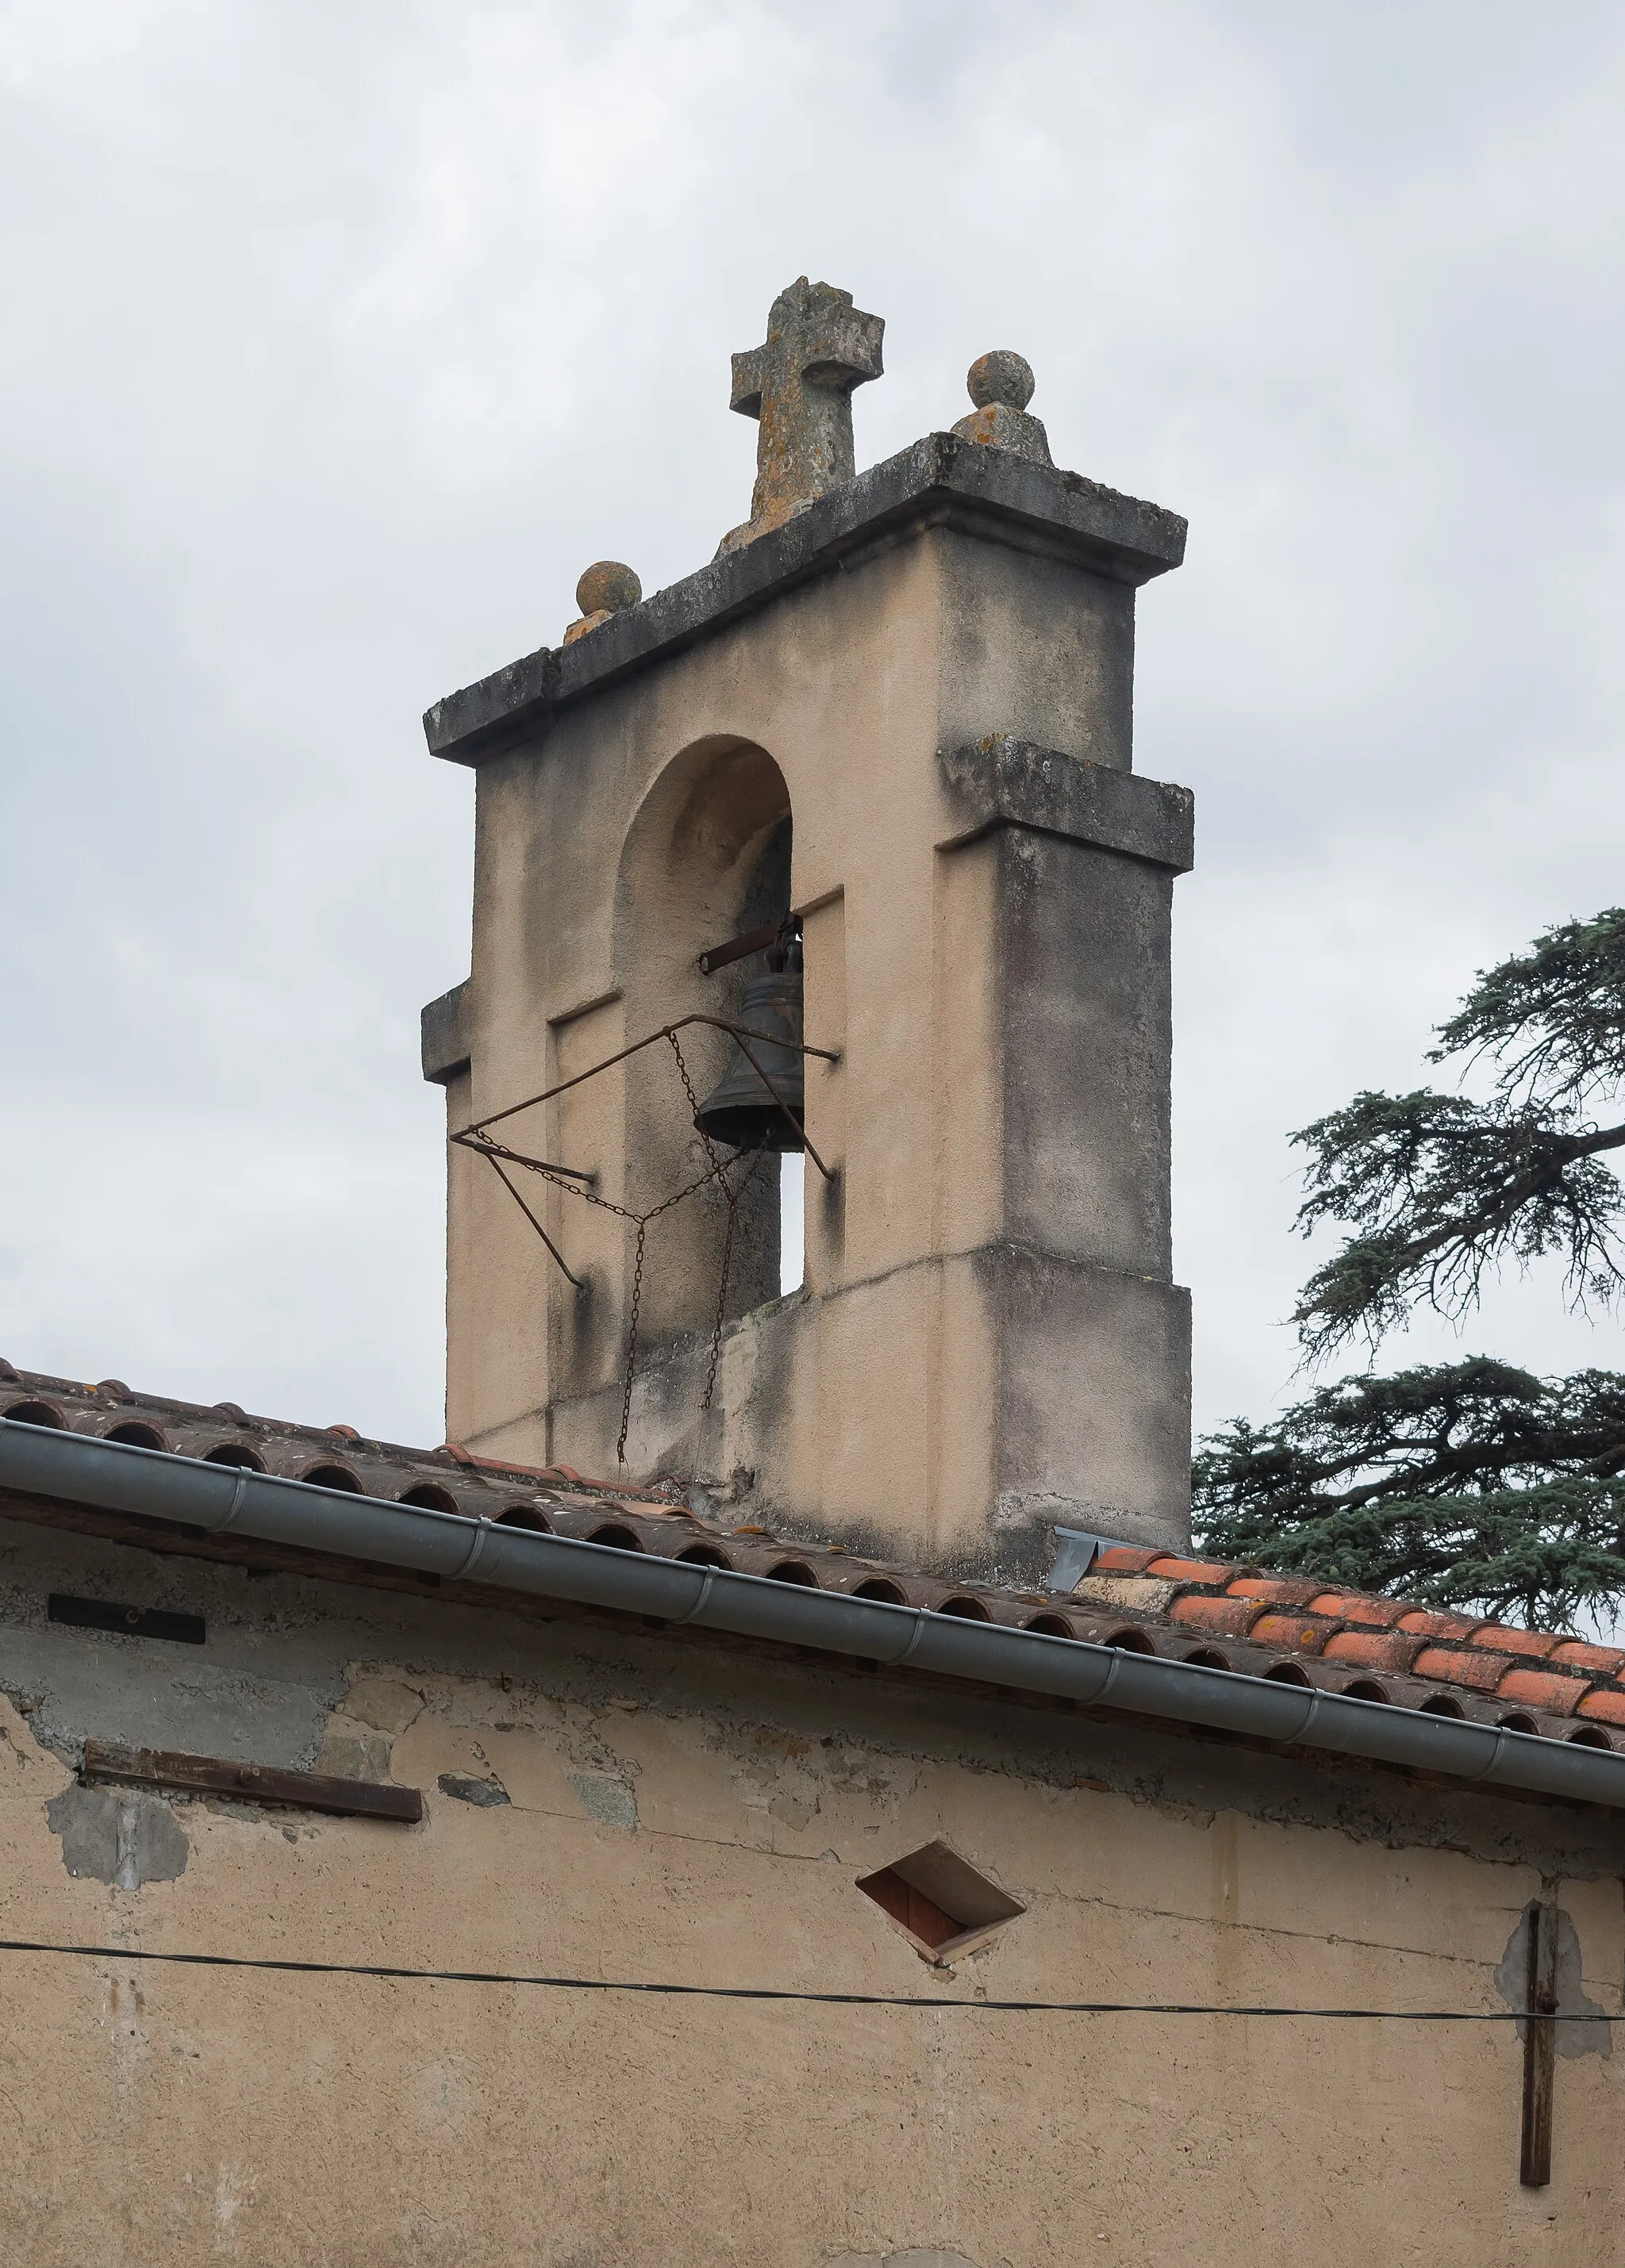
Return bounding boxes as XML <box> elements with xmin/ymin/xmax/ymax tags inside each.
<box><xmin>469</xmin><ymin>1029</ymin><xmax>774</xmax><ymax>1463</ymax></box>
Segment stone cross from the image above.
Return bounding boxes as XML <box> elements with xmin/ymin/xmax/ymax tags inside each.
<box><xmin>721</xmin><ymin>278</ymin><xmax>884</xmax><ymax>551</ymax></box>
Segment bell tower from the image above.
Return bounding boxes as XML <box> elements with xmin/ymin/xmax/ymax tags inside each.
<box><xmin>421</xmin><ymin>279</ymin><xmax>1195</xmax><ymax>1583</ymax></box>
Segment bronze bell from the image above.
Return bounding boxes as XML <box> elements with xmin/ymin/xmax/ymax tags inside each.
<box><xmin>695</xmin><ymin>941</ymin><xmax>805</xmax><ymax>1152</ymax></box>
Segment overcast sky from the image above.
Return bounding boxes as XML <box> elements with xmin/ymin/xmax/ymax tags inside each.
<box><xmin>3</xmin><ymin>1</ymin><xmax>1623</xmax><ymax>1452</ymax></box>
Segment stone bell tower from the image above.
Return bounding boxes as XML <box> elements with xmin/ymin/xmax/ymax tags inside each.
<box><xmin>421</xmin><ymin>277</ymin><xmax>1194</xmax><ymax>1583</ymax></box>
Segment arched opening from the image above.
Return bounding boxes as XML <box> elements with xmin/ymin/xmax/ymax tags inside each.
<box><xmin>1105</xmin><ymin>1626</ymin><xmax>1155</xmax><ymax>1654</ymax></box>
<box><xmin>496</xmin><ymin>1502</ymin><xmax>551</xmax><ymax>1532</ymax></box>
<box><xmin>1185</xmin><ymin>1647</ymin><xmax>1234</xmax><ymax>1672</ymax></box>
<box><xmin>398</xmin><ymin>1482</ymin><xmax>459</xmax><ymax>1514</ymax></box>
<box><xmin>104</xmin><ymin>1421</ymin><xmax>165</xmax><ymax>1451</ymax></box>
<box><xmin>677</xmin><ymin>1542</ymin><xmax>732</xmax><ymax>1569</ymax></box>
<box><xmin>203</xmin><ymin>1441</ymin><xmax>265</xmax><ymax>1472</ymax></box>
<box><xmin>1263</xmin><ymin>1659</ymin><xmax>1312</xmax><ymax>1686</ymax></box>
<box><xmin>2</xmin><ymin>1399</ymin><xmax>64</xmax><ymax>1428</ymax></box>
<box><xmin>1022</xmin><ymin>1612</ymin><xmax>1074</xmax><ymax>1637</ymax></box>
<box><xmin>300</xmin><ymin>1461</ymin><xmax>360</xmax><ymax>1493</ymax></box>
<box><xmin>613</xmin><ymin>738</ymin><xmax>798</xmax><ymax>1351</ymax></box>
<box><xmin>586</xmin><ymin>1522</ymin><xmax>644</xmax><ymax>1552</ymax></box>
<box><xmin>1568</xmin><ymin>1722</ymin><xmax>1612</xmax><ymax>1748</ymax></box>
<box><xmin>855</xmin><ymin>1578</ymin><xmax>907</xmax><ymax>1605</ymax></box>
<box><xmin>936</xmin><ymin>1595</ymin><xmax>992</xmax><ymax>1621</ymax></box>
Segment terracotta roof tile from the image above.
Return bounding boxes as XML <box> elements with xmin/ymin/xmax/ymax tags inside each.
<box><xmin>1249</xmin><ymin>1611</ymin><xmax>1337</xmax><ymax>1655</ymax></box>
<box><xmin>1310</xmin><ymin>1594</ymin><xmax>1410</xmax><ymax>1629</ymax></box>
<box><xmin>1496</xmin><ymin>1667</ymin><xmax>1589</xmax><ymax>1716</ymax></box>
<box><xmin>1167</xmin><ymin>1595</ymin><xmax>1260</xmax><ymax>1637</ymax></box>
<box><xmin>1410</xmin><ymin>1645</ymin><xmax>1512</xmax><ymax>1692</ymax></box>
<box><xmin>1553</xmin><ymin>1640</ymin><xmax>1625</xmax><ymax>1675</ymax></box>
<box><xmin>1145</xmin><ymin>1556</ymin><xmax>1237</xmax><ymax>1586</ymax></box>
<box><xmin>1323</xmin><ymin>1630</ymin><xmax>1427</xmax><ymax>1672</ymax></box>
<box><xmin>1226</xmin><ymin>1577</ymin><xmax>1325</xmax><ymax>1607</ymax></box>
<box><xmin>1577</xmin><ymin>1689</ymin><xmax>1625</xmax><ymax>1725</ymax></box>
<box><xmin>1094</xmin><ymin>1545</ymin><xmax>1162</xmax><ymax>1574</ymax></box>
<box><xmin>1471</xmin><ymin>1625</ymin><xmax>1561</xmax><ymax>1661</ymax></box>
<box><xmin>1396</xmin><ymin>1609</ymin><xmax>1481</xmax><ymax>1643</ymax></box>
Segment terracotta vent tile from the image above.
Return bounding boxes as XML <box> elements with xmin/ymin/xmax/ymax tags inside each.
<box><xmin>1168</xmin><ymin>1595</ymin><xmax>1259</xmax><ymax>1637</ymax></box>
<box><xmin>1227</xmin><ymin>1578</ymin><xmax>1323</xmax><ymax>1607</ymax></box>
<box><xmin>1412</xmin><ymin>1646</ymin><xmax>1512</xmax><ymax>1693</ymax></box>
<box><xmin>1146</xmin><ymin>1556</ymin><xmax>1237</xmax><ymax>1587</ymax></box>
<box><xmin>1094</xmin><ymin>1546</ymin><xmax>1162</xmax><ymax>1574</ymax></box>
<box><xmin>1469</xmin><ymin>1625</ymin><xmax>1559</xmax><ymax>1661</ymax></box>
<box><xmin>1396</xmin><ymin>1610</ymin><xmax>1480</xmax><ymax>1642</ymax></box>
<box><xmin>1249</xmin><ymin>1612</ymin><xmax>1335</xmax><ymax>1655</ymax></box>
<box><xmin>1553</xmin><ymin>1641</ymin><xmax>1625</xmax><ymax>1675</ymax></box>
<box><xmin>1497</xmin><ymin>1667</ymin><xmax>1588</xmax><ymax>1717</ymax></box>
<box><xmin>1577</xmin><ymin>1689</ymin><xmax>1625</xmax><ymax>1725</ymax></box>
<box><xmin>1323</xmin><ymin>1630</ymin><xmax>1427</xmax><ymax>1673</ymax></box>
<box><xmin>1310</xmin><ymin>1594</ymin><xmax>1408</xmax><ymax>1629</ymax></box>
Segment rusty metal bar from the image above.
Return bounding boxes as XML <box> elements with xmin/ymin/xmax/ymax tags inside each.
<box><xmin>1521</xmin><ymin>1901</ymin><xmax>1558</xmax><ymax>2185</ymax></box>
<box><xmin>476</xmin><ymin>1149</ymin><xmax>585</xmax><ymax>1289</ymax></box>
<box><xmin>449</xmin><ymin>1132</ymin><xmax>595</xmax><ymax>1182</ymax></box>
<box><xmin>729</xmin><ymin>1029</ymin><xmax>834</xmax><ymax>1181</ymax></box>
<box><xmin>698</xmin><ymin>917</ymin><xmax>793</xmax><ymax>977</ymax></box>
<box><xmin>82</xmin><ymin>1739</ymin><xmax>424</xmax><ymax>1823</ymax></box>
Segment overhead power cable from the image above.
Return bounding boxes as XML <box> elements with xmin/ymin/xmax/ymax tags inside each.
<box><xmin>0</xmin><ymin>1937</ymin><xmax>1609</xmax><ymax>2021</ymax></box>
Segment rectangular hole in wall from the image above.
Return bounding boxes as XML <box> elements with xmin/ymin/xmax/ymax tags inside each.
<box><xmin>858</xmin><ymin>1840</ymin><xmax>1025</xmax><ymax>1959</ymax></box>
<box><xmin>48</xmin><ymin>1595</ymin><xmax>206</xmax><ymax>1646</ymax></box>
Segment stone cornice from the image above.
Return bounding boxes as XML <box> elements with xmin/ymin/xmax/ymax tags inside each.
<box><xmin>423</xmin><ymin>432</ymin><xmax>1188</xmax><ymax>766</ymax></box>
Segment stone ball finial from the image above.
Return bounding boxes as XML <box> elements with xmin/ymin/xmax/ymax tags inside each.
<box><xmin>952</xmin><ymin>351</ymin><xmax>1051</xmax><ymax>467</ymax></box>
<box><xmin>563</xmin><ymin>560</ymin><xmax>642</xmax><ymax>647</ymax></box>
<box><xmin>966</xmin><ymin>351</ymin><xmax>1035</xmax><ymax>412</ymax></box>
<box><xmin>574</xmin><ymin>560</ymin><xmax>642</xmax><ymax>617</ymax></box>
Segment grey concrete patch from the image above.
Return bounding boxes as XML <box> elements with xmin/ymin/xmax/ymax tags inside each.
<box><xmin>1495</xmin><ymin>1902</ymin><xmax>1612</xmax><ymax>2058</ymax></box>
<box><xmin>317</xmin><ymin>1726</ymin><xmax>394</xmax><ymax>1781</ymax></box>
<box><xmin>1073</xmin><ymin>1573</ymin><xmax>1181</xmax><ymax>1614</ymax></box>
<box><xmin>342</xmin><ymin>1675</ymin><xmax>424</xmax><ymax>1733</ymax></box>
<box><xmin>0</xmin><ymin>1519</ymin><xmax>350</xmax><ymax>1769</ymax></box>
<box><xmin>47</xmin><ymin>1784</ymin><xmax>188</xmax><ymax>1887</ymax></box>
<box><xmin>572</xmin><ymin>1771</ymin><xmax>637</xmax><ymax>1832</ymax></box>
<box><xmin>438</xmin><ymin>1771</ymin><xmax>509</xmax><ymax>1807</ymax></box>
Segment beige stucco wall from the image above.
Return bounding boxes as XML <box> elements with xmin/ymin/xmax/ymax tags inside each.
<box><xmin>2</xmin><ymin>1524</ymin><xmax>1620</xmax><ymax>2266</ymax></box>
<box><xmin>445</xmin><ymin>523</ymin><xmax>1191</xmax><ymax>1579</ymax></box>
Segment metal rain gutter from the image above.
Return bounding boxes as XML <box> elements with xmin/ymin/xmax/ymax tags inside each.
<box><xmin>4</xmin><ymin>1417</ymin><xmax>1623</xmax><ymax>1814</ymax></box>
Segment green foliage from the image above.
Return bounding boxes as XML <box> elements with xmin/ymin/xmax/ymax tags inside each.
<box><xmin>1193</xmin><ymin>1359</ymin><xmax>1625</xmax><ymax>1629</ymax></box>
<box><xmin>1292</xmin><ymin>908</ymin><xmax>1625</xmax><ymax>1360</ymax></box>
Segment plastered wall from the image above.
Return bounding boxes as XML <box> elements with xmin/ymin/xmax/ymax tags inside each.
<box><xmin>2</xmin><ymin>1517</ymin><xmax>1619</xmax><ymax>2266</ymax></box>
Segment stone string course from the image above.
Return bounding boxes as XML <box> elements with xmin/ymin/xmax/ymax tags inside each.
<box><xmin>5</xmin><ymin>1364</ymin><xmax>1623</xmax><ymax>1752</ymax></box>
